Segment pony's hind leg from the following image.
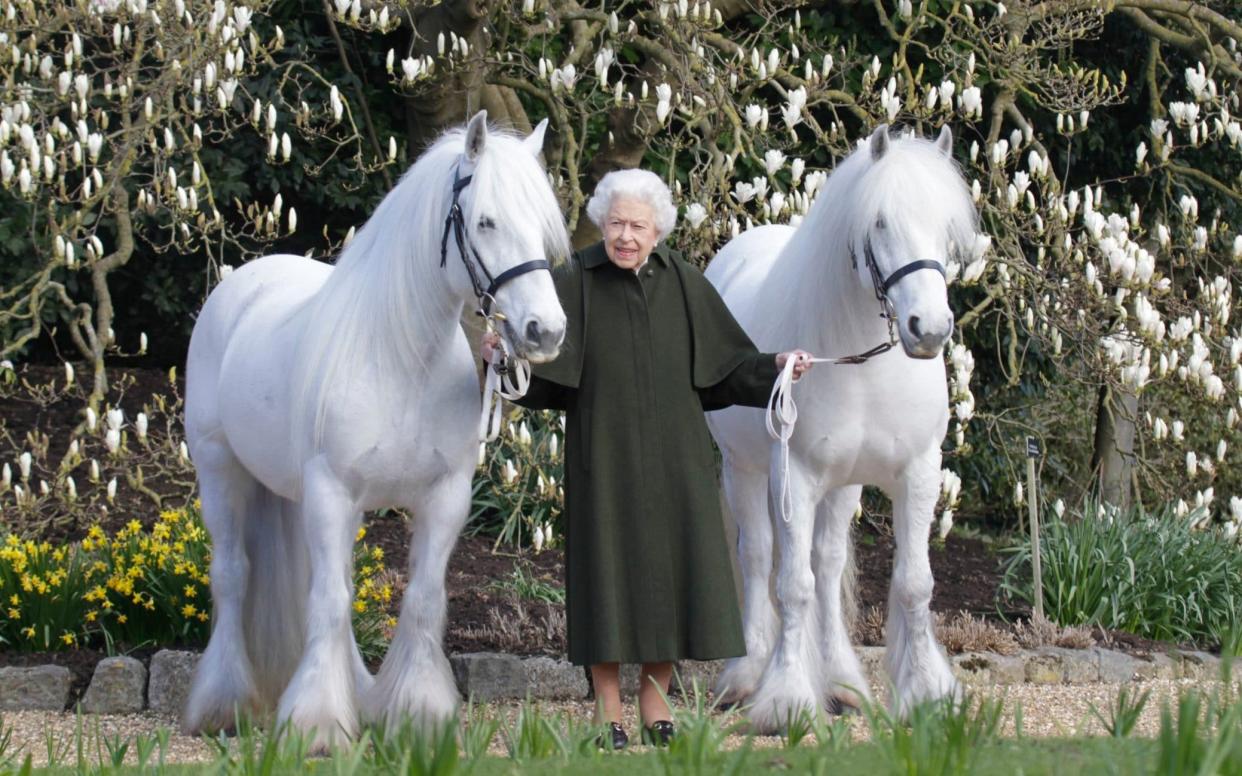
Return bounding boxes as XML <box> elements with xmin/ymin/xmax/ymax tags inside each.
<box><xmin>713</xmin><ymin>463</ymin><xmax>778</xmax><ymax>707</ymax></box>
<box><xmin>182</xmin><ymin>436</ymin><xmax>263</xmax><ymax>735</ymax></box>
<box><xmin>276</xmin><ymin>456</ymin><xmax>364</xmax><ymax>752</ymax></box>
<box><xmin>812</xmin><ymin>486</ymin><xmax>871</xmax><ymax>711</ymax></box>
<box><xmin>362</xmin><ymin>471</ymin><xmax>470</xmax><ymax>732</ymax></box>
<box><xmin>884</xmin><ymin>452</ymin><xmax>959</xmax><ymax>716</ymax></box>
<box><xmin>744</xmin><ymin>453</ymin><xmax>823</xmax><ymax>733</ymax></box>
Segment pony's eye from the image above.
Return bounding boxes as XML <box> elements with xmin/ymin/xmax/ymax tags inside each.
<box><xmin>478</xmin><ymin>216</ymin><xmax>496</xmax><ymax>230</ymax></box>
<box><xmin>875</xmin><ymin>215</ymin><xmax>887</xmax><ymax>230</ymax></box>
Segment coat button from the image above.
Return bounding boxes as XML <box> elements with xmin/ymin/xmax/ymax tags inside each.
<box><xmin>645</xmin><ymin>268</ymin><xmax>654</xmax><ymax>276</ymax></box>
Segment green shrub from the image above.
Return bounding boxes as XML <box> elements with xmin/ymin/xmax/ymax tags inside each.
<box><xmin>1001</xmin><ymin>502</ymin><xmax>1242</xmax><ymax>646</ymax></box>
<box><xmin>471</xmin><ymin>408</ymin><xmax>564</xmax><ymax>551</ymax></box>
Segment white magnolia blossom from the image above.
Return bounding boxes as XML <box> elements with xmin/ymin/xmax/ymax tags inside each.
<box><xmin>684</xmin><ymin>202</ymin><xmax>708</xmax><ymax>229</ymax></box>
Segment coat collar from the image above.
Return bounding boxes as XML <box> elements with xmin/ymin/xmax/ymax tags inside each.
<box><xmin>581</xmin><ymin>240</ymin><xmax>672</xmax><ymax>270</ymax></box>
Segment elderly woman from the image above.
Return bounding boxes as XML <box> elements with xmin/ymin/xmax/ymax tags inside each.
<box><xmin>483</xmin><ymin>169</ymin><xmax>811</xmax><ymax>749</ymax></box>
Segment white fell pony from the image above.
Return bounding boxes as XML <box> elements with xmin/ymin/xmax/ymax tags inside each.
<box><xmin>182</xmin><ymin>111</ymin><xmax>568</xmax><ymax>748</ymax></box>
<box><xmin>705</xmin><ymin>125</ymin><xmax>977</xmax><ymax>730</ymax></box>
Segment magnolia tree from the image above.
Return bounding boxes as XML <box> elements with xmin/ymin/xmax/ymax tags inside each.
<box><xmin>0</xmin><ymin>0</ymin><xmax>391</xmax><ymax>402</ymax></box>
<box><xmin>351</xmin><ymin>0</ymin><xmax>1241</xmax><ymax>536</ymax></box>
<box><xmin>3</xmin><ymin>0</ymin><xmax>1241</xmax><ymax>542</ymax></box>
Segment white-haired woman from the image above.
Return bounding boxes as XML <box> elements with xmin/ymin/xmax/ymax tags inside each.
<box><xmin>483</xmin><ymin>169</ymin><xmax>811</xmax><ymax>749</ymax></box>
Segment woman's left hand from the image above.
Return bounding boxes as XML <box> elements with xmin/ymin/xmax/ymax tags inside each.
<box><xmin>776</xmin><ymin>350</ymin><xmax>814</xmax><ymax>380</ymax></box>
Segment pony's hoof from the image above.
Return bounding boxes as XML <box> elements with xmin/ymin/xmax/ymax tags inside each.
<box><xmin>825</xmin><ymin>696</ymin><xmax>862</xmax><ymax>717</ymax></box>
<box><xmin>744</xmin><ymin>692</ymin><xmax>820</xmax><ymax>735</ymax></box>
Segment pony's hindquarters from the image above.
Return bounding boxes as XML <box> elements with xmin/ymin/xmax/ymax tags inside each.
<box><xmin>182</xmin><ymin>257</ymin><xmax>318</xmax><ymax>733</ymax></box>
<box><xmin>703</xmin><ymin>225</ymin><xmax>796</xmax><ymax>345</ymax></box>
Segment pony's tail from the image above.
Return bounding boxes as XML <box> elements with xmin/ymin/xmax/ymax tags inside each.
<box><xmin>243</xmin><ymin>488</ymin><xmax>309</xmax><ymax>709</ymax></box>
<box><xmin>842</xmin><ymin>519</ymin><xmax>858</xmax><ymax>643</ymax></box>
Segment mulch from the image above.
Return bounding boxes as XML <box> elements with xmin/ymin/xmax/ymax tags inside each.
<box><xmin>0</xmin><ymin>364</ymin><xmax>192</xmax><ymax>544</ymax></box>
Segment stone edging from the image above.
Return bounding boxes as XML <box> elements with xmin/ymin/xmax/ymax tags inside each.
<box><xmin>0</xmin><ymin>646</ymin><xmax>1223</xmax><ymax>715</ymax></box>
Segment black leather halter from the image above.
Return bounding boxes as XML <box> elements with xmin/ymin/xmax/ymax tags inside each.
<box><xmin>439</xmin><ymin>166</ymin><xmax>551</xmax><ymax>317</ymax></box>
<box><xmin>840</xmin><ymin>238</ymin><xmax>946</xmax><ymax>363</ymax></box>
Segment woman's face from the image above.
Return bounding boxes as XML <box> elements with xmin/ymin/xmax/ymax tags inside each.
<box><xmin>603</xmin><ymin>197</ymin><xmax>659</xmax><ymax>270</ymax></box>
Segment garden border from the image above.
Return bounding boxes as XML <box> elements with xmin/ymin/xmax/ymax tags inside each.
<box><xmin>0</xmin><ymin>646</ymin><xmax>1223</xmax><ymax>715</ymax></box>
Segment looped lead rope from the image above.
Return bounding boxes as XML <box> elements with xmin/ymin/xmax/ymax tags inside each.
<box><xmin>479</xmin><ymin>333</ymin><xmax>531</xmax><ymax>443</ymax></box>
<box><xmin>766</xmin><ymin>356</ymin><xmax>803</xmax><ymax>525</ymax></box>
<box><xmin>765</xmin><ymin>344</ymin><xmax>898</xmax><ymax>523</ymax></box>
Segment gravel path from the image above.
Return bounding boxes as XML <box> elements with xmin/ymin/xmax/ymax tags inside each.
<box><xmin>1</xmin><ymin>678</ymin><xmax>1231</xmax><ymax>767</ymax></box>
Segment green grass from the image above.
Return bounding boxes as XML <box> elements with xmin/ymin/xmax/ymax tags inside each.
<box><xmin>20</xmin><ymin>738</ymin><xmax>1163</xmax><ymax>775</ymax></box>
<box><xmin>12</xmin><ymin>676</ymin><xmax>1242</xmax><ymax>776</ymax></box>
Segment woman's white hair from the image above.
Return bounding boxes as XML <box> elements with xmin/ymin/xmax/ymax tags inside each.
<box><xmin>586</xmin><ymin>169</ymin><xmax>678</xmax><ymax>240</ymax></box>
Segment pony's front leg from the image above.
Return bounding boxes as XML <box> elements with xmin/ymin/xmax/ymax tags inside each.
<box><xmin>744</xmin><ymin>452</ymin><xmax>822</xmax><ymax>733</ymax></box>
<box><xmin>276</xmin><ymin>457</ymin><xmax>364</xmax><ymax>752</ymax></box>
<box><xmin>885</xmin><ymin>452</ymin><xmax>958</xmax><ymax>716</ymax></box>
<box><xmin>812</xmin><ymin>486</ymin><xmax>871</xmax><ymax>711</ymax></box>
<box><xmin>713</xmin><ymin>465</ymin><xmax>778</xmax><ymax>707</ymax></box>
<box><xmin>362</xmin><ymin>471</ymin><xmax>470</xmax><ymax>732</ymax></box>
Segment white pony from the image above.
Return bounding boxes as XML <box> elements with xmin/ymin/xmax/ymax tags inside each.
<box><xmin>181</xmin><ymin>112</ymin><xmax>568</xmax><ymax>749</ymax></box>
<box><xmin>705</xmin><ymin>125</ymin><xmax>977</xmax><ymax>730</ymax></box>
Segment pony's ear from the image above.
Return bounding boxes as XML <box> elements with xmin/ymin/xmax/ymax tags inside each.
<box><xmin>522</xmin><ymin>118</ymin><xmax>549</xmax><ymax>158</ymax></box>
<box><xmin>869</xmin><ymin>124</ymin><xmax>890</xmax><ymax>161</ymax></box>
<box><xmin>935</xmin><ymin>125</ymin><xmax>953</xmax><ymax>156</ymax></box>
<box><xmin>464</xmin><ymin>110</ymin><xmax>489</xmax><ymax>161</ymax></box>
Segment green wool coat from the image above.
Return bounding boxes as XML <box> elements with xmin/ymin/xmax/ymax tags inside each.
<box><xmin>517</xmin><ymin>241</ymin><xmax>780</xmax><ymax>666</ymax></box>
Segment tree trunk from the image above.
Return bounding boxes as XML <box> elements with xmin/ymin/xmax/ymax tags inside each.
<box><xmin>1090</xmin><ymin>383</ymin><xmax>1138</xmax><ymax>511</ymax></box>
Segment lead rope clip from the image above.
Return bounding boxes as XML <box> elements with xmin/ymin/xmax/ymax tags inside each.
<box><xmin>479</xmin><ymin>330</ymin><xmax>532</xmax><ymax>444</ymax></box>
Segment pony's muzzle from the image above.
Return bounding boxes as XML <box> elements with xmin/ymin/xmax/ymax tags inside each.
<box><xmin>902</xmin><ymin>313</ymin><xmax>953</xmax><ymax>359</ymax></box>
<box><xmin>517</xmin><ymin>317</ymin><xmax>566</xmax><ymax>363</ymax></box>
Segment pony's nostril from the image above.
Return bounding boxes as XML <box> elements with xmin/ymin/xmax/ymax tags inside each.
<box><xmin>908</xmin><ymin>315</ymin><xmax>922</xmax><ymax>339</ymax></box>
<box><xmin>525</xmin><ymin>319</ymin><xmax>542</xmax><ymax>346</ymax></box>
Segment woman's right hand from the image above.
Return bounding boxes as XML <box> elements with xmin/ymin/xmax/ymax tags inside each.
<box><xmin>480</xmin><ymin>330</ymin><xmax>501</xmax><ymax>363</ymax></box>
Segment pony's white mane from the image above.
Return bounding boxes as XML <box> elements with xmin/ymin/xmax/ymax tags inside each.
<box><xmin>289</xmin><ymin>125</ymin><xmax>569</xmax><ymax>462</ymax></box>
<box><xmin>755</xmin><ymin>133</ymin><xmax>978</xmax><ymax>350</ymax></box>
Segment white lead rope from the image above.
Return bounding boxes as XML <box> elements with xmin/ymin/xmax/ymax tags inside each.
<box><xmin>766</xmin><ymin>352</ymin><xmax>882</xmax><ymax>523</ymax></box>
<box><xmin>479</xmin><ymin>338</ymin><xmax>531</xmax><ymax>443</ymax></box>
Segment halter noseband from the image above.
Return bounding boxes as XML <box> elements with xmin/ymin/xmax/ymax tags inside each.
<box><xmin>840</xmin><ymin>238</ymin><xmax>946</xmax><ymax>363</ymax></box>
<box><xmin>439</xmin><ymin>165</ymin><xmax>551</xmax><ymax>317</ymax></box>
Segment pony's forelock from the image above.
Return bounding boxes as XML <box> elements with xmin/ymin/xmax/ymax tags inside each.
<box><xmin>755</xmin><ymin>130</ymin><xmax>978</xmax><ymax>347</ymax></box>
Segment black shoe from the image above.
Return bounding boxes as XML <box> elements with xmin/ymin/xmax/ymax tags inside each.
<box><xmin>641</xmin><ymin>720</ymin><xmax>675</xmax><ymax>747</ymax></box>
<box><xmin>596</xmin><ymin>722</ymin><xmax>628</xmax><ymax>751</ymax></box>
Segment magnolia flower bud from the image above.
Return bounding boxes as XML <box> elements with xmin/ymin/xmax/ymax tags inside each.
<box><xmin>107</xmin><ymin>477</ymin><xmax>117</xmax><ymax>502</ymax></box>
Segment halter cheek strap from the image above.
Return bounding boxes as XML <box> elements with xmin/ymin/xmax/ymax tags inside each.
<box><xmin>439</xmin><ymin>162</ymin><xmax>554</xmax><ymax>448</ymax></box>
<box><xmin>439</xmin><ymin>167</ymin><xmax>551</xmax><ymax>317</ymax></box>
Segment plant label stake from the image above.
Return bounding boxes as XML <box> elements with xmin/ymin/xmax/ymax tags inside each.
<box><xmin>1026</xmin><ymin>435</ymin><xmax>1044</xmax><ymax>621</ymax></box>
